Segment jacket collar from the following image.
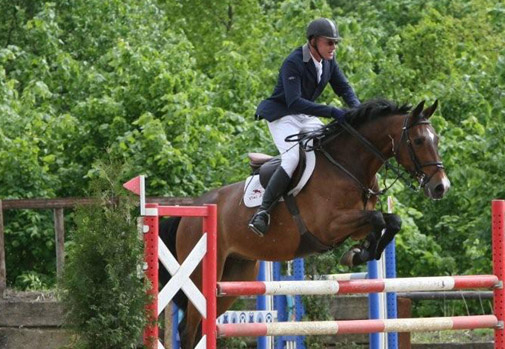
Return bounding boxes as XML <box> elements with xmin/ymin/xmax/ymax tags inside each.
<box><xmin>302</xmin><ymin>43</ymin><xmax>311</xmax><ymax>62</ymax></box>
<box><xmin>303</xmin><ymin>43</ymin><xmax>326</xmax><ymax>66</ymax></box>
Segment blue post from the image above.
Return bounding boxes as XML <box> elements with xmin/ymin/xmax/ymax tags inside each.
<box><xmin>368</xmin><ymin>260</ymin><xmax>381</xmax><ymax>349</ymax></box>
<box><xmin>293</xmin><ymin>258</ymin><xmax>306</xmax><ymax>349</ymax></box>
<box><xmin>172</xmin><ymin>303</ymin><xmax>180</xmax><ymax>349</ymax></box>
<box><xmin>273</xmin><ymin>262</ymin><xmax>285</xmax><ymax>349</ymax></box>
<box><xmin>385</xmin><ymin>238</ymin><xmax>398</xmax><ymax>349</ymax></box>
<box><xmin>273</xmin><ymin>259</ymin><xmax>306</xmax><ymax>348</ymax></box>
<box><xmin>257</xmin><ymin>261</ymin><xmax>268</xmax><ymax>349</ymax></box>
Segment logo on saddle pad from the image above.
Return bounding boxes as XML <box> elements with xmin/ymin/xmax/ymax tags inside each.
<box><xmin>246</xmin><ymin>188</ymin><xmax>265</xmax><ymax>203</ymax></box>
<box><xmin>243</xmin><ymin>149</ymin><xmax>316</xmax><ymax>208</ymax></box>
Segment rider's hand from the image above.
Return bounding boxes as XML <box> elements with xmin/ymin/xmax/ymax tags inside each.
<box><xmin>331</xmin><ymin>107</ymin><xmax>346</xmax><ymax>123</ymax></box>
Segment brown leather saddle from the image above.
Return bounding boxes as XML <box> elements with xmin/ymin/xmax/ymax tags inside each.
<box><xmin>247</xmin><ymin>148</ymin><xmax>306</xmax><ymax>190</ymax></box>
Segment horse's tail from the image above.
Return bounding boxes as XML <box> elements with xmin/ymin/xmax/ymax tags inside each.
<box><xmin>159</xmin><ymin>217</ymin><xmax>188</xmax><ymax>312</ymax></box>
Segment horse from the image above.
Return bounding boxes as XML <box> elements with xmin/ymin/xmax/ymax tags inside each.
<box><xmin>160</xmin><ymin>98</ymin><xmax>450</xmax><ymax>348</ymax></box>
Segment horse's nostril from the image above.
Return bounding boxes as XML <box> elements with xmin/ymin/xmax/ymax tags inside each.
<box><xmin>434</xmin><ymin>184</ymin><xmax>445</xmax><ymax>194</ymax></box>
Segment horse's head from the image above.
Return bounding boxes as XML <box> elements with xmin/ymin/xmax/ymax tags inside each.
<box><xmin>394</xmin><ymin>100</ymin><xmax>450</xmax><ymax>199</ymax></box>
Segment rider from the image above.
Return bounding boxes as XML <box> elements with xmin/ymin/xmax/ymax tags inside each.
<box><xmin>248</xmin><ymin>18</ymin><xmax>361</xmax><ymax>237</ymax></box>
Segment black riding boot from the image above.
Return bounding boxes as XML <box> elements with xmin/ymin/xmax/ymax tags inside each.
<box><xmin>248</xmin><ymin>167</ymin><xmax>291</xmax><ymax>237</ymax></box>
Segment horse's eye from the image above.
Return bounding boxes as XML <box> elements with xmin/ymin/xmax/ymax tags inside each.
<box><xmin>414</xmin><ymin>138</ymin><xmax>424</xmax><ymax>145</ymax></box>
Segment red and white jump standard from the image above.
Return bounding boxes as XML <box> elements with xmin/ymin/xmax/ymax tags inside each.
<box><xmin>123</xmin><ymin>176</ymin><xmax>217</xmax><ymax>349</ymax></box>
<box><xmin>493</xmin><ymin>200</ymin><xmax>505</xmax><ymax>348</ymax></box>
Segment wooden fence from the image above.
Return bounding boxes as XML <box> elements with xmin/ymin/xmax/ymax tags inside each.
<box><xmin>0</xmin><ymin>196</ymin><xmax>195</xmax><ymax>291</ymax></box>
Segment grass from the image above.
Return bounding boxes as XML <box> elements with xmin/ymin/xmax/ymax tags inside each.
<box><xmin>411</xmin><ymin>328</ymin><xmax>494</xmax><ymax>344</ymax></box>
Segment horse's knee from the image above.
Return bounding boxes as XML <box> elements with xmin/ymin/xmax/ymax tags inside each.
<box><xmin>368</xmin><ymin>211</ymin><xmax>386</xmax><ymax>232</ymax></box>
<box><xmin>374</xmin><ymin>214</ymin><xmax>402</xmax><ymax>260</ymax></box>
<box><xmin>385</xmin><ymin>213</ymin><xmax>402</xmax><ymax>233</ymax></box>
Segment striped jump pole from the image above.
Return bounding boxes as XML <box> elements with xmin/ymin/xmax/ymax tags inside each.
<box><xmin>217</xmin><ymin>275</ymin><xmax>500</xmax><ymax>297</ymax></box>
<box><xmin>217</xmin><ymin>315</ymin><xmax>499</xmax><ymax>338</ymax></box>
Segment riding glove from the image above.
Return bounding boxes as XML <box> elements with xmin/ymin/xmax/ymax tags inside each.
<box><xmin>331</xmin><ymin>107</ymin><xmax>347</xmax><ymax>123</ymax></box>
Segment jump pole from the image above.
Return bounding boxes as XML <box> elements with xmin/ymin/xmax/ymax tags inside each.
<box><xmin>217</xmin><ymin>315</ymin><xmax>499</xmax><ymax>337</ymax></box>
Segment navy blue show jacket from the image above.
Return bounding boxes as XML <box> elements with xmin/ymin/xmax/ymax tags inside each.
<box><xmin>256</xmin><ymin>44</ymin><xmax>360</xmax><ymax>121</ymax></box>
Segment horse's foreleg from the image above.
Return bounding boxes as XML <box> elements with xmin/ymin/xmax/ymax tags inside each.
<box><xmin>217</xmin><ymin>259</ymin><xmax>260</xmax><ymax>316</ymax></box>
<box><xmin>336</xmin><ymin>210</ymin><xmax>386</xmax><ymax>267</ymax></box>
<box><xmin>374</xmin><ymin>213</ymin><xmax>402</xmax><ymax>260</ymax></box>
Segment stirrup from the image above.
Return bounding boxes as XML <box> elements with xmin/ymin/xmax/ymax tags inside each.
<box><xmin>248</xmin><ymin>211</ymin><xmax>270</xmax><ymax>237</ymax></box>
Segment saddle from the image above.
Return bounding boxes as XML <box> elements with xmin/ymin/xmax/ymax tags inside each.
<box><xmin>247</xmin><ymin>147</ymin><xmax>307</xmax><ymax>190</ymax></box>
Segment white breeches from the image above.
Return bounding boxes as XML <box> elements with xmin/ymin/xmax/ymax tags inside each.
<box><xmin>267</xmin><ymin>114</ymin><xmax>324</xmax><ymax>177</ymax></box>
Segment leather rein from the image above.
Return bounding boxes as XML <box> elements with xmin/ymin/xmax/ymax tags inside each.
<box><xmin>289</xmin><ymin>115</ymin><xmax>445</xmax><ymax>206</ymax></box>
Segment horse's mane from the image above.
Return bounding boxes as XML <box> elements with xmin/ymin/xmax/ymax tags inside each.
<box><xmin>344</xmin><ymin>98</ymin><xmax>411</xmax><ymax>127</ymax></box>
<box><xmin>289</xmin><ymin>98</ymin><xmax>412</xmax><ymax>150</ymax></box>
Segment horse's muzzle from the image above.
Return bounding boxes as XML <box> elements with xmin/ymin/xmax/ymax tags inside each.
<box><xmin>423</xmin><ymin>172</ymin><xmax>451</xmax><ymax>199</ymax></box>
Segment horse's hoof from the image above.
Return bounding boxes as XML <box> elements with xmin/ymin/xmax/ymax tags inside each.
<box><xmin>340</xmin><ymin>248</ymin><xmax>361</xmax><ymax>267</ymax></box>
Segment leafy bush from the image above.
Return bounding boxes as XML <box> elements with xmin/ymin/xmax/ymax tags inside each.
<box><xmin>60</xmin><ymin>163</ymin><xmax>147</xmax><ymax>348</ymax></box>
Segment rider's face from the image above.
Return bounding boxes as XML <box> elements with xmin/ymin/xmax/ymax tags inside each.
<box><xmin>316</xmin><ymin>37</ymin><xmax>338</xmax><ymax>60</ymax></box>
<box><xmin>317</xmin><ymin>38</ymin><xmax>337</xmax><ymax>59</ymax></box>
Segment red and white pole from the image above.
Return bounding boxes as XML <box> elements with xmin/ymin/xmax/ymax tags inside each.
<box><xmin>202</xmin><ymin>204</ymin><xmax>218</xmax><ymax>349</ymax></box>
<box><xmin>493</xmin><ymin>200</ymin><xmax>505</xmax><ymax>348</ymax></box>
<box><xmin>143</xmin><ymin>202</ymin><xmax>159</xmax><ymax>349</ymax></box>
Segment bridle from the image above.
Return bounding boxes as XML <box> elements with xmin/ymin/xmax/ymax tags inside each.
<box><xmin>287</xmin><ymin>113</ymin><xmax>445</xmax><ymax>206</ymax></box>
<box><xmin>397</xmin><ymin>115</ymin><xmax>445</xmax><ymax>188</ymax></box>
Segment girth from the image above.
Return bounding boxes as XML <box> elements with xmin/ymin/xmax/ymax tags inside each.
<box><xmin>283</xmin><ymin>194</ymin><xmax>335</xmax><ymax>257</ymax></box>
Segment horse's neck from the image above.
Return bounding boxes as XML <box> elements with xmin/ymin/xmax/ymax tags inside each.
<box><xmin>324</xmin><ymin>117</ymin><xmax>400</xmax><ymax>184</ymax></box>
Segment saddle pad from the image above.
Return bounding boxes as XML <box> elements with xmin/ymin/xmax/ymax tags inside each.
<box><xmin>243</xmin><ymin>148</ymin><xmax>316</xmax><ymax>208</ymax></box>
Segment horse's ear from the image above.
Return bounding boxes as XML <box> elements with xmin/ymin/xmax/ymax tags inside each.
<box><xmin>411</xmin><ymin>100</ymin><xmax>425</xmax><ymax>119</ymax></box>
<box><xmin>422</xmin><ymin>99</ymin><xmax>438</xmax><ymax>119</ymax></box>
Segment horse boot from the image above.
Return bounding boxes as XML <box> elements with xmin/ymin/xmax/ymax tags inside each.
<box><xmin>248</xmin><ymin>167</ymin><xmax>291</xmax><ymax>237</ymax></box>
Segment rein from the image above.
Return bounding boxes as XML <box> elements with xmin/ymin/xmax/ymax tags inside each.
<box><xmin>286</xmin><ymin>114</ymin><xmax>444</xmax><ymax>207</ymax></box>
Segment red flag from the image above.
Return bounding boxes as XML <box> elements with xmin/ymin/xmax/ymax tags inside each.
<box><xmin>123</xmin><ymin>176</ymin><xmax>141</xmax><ymax>195</ymax></box>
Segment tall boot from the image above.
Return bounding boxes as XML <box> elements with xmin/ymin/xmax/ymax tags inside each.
<box><xmin>248</xmin><ymin>167</ymin><xmax>291</xmax><ymax>237</ymax></box>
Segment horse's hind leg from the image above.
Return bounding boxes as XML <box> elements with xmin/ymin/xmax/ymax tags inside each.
<box><xmin>218</xmin><ymin>258</ymin><xmax>259</xmax><ymax>315</ymax></box>
<box><xmin>374</xmin><ymin>213</ymin><xmax>402</xmax><ymax>260</ymax></box>
<box><xmin>180</xmin><ymin>301</ymin><xmax>203</xmax><ymax>349</ymax></box>
<box><xmin>179</xmin><ymin>258</ymin><xmax>259</xmax><ymax>348</ymax></box>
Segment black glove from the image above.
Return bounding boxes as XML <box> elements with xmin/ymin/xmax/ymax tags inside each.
<box><xmin>331</xmin><ymin>107</ymin><xmax>346</xmax><ymax>123</ymax></box>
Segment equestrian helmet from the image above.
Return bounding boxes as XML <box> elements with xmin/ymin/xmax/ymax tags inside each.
<box><xmin>306</xmin><ymin>18</ymin><xmax>341</xmax><ymax>41</ymax></box>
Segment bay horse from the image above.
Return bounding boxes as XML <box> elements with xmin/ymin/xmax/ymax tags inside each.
<box><xmin>160</xmin><ymin>98</ymin><xmax>450</xmax><ymax>348</ymax></box>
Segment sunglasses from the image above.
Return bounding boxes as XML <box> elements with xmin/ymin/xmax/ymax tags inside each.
<box><xmin>319</xmin><ymin>38</ymin><xmax>339</xmax><ymax>46</ymax></box>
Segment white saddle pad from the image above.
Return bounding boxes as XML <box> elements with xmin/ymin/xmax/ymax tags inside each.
<box><xmin>243</xmin><ymin>148</ymin><xmax>316</xmax><ymax>208</ymax></box>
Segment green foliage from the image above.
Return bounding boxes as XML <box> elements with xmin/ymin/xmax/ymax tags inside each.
<box><xmin>60</xmin><ymin>163</ymin><xmax>147</xmax><ymax>348</ymax></box>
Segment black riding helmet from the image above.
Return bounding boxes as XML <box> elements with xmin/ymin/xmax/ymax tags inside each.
<box><xmin>306</xmin><ymin>18</ymin><xmax>341</xmax><ymax>42</ymax></box>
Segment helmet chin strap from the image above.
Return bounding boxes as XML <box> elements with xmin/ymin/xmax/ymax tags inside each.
<box><xmin>310</xmin><ymin>38</ymin><xmax>324</xmax><ymax>61</ymax></box>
